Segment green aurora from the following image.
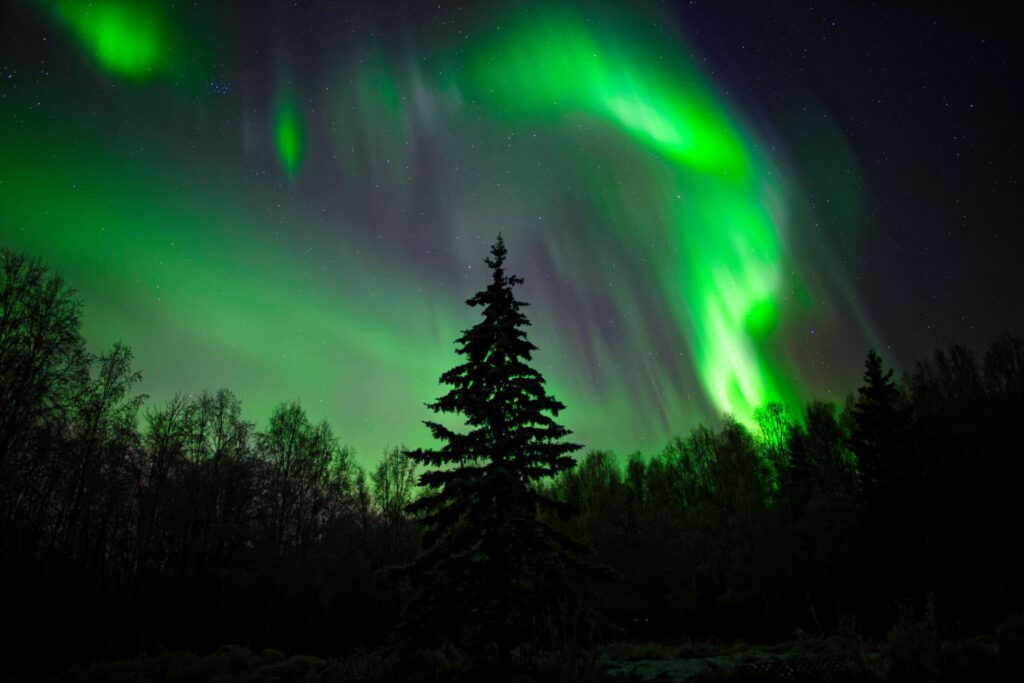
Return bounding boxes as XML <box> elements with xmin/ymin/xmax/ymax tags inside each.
<box><xmin>275</xmin><ymin>90</ymin><xmax>304</xmax><ymax>180</ymax></box>
<box><xmin>458</xmin><ymin>5</ymin><xmax>799</xmax><ymax>418</ymax></box>
<box><xmin>0</xmin><ymin>1</ymin><xmax>874</xmax><ymax>462</ymax></box>
<box><xmin>49</xmin><ymin>0</ymin><xmax>170</xmax><ymax>79</ymax></box>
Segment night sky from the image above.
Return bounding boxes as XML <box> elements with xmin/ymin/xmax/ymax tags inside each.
<box><xmin>1</xmin><ymin>1</ymin><xmax>1021</xmax><ymax>462</ymax></box>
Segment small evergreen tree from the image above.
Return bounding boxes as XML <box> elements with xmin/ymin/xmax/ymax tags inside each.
<box><xmin>401</xmin><ymin>235</ymin><xmax>595</xmax><ymax>667</ymax></box>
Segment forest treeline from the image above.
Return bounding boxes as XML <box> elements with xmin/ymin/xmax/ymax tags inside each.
<box><xmin>1</xmin><ymin>247</ymin><xmax>1023</xmax><ymax>672</ymax></box>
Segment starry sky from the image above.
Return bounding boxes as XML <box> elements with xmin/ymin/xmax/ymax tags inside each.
<box><xmin>1</xmin><ymin>1</ymin><xmax>1021</xmax><ymax>462</ymax></box>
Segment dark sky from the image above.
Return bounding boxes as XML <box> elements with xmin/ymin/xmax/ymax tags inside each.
<box><xmin>1</xmin><ymin>0</ymin><xmax>1021</xmax><ymax>459</ymax></box>
<box><xmin>670</xmin><ymin>0</ymin><xmax>1024</xmax><ymax>359</ymax></box>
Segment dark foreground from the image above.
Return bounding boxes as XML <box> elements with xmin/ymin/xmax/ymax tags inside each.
<box><xmin>5</xmin><ymin>613</ymin><xmax>1021</xmax><ymax>683</ymax></box>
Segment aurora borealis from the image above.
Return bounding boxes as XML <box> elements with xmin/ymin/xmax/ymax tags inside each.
<box><xmin>2</xmin><ymin>1</ymin><xmax>1021</xmax><ymax>462</ymax></box>
<box><xmin>49</xmin><ymin>0</ymin><xmax>170</xmax><ymax>79</ymax></box>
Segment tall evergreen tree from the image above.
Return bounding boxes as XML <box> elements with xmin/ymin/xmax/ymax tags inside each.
<box><xmin>850</xmin><ymin>349</ymin><xmax>908</xmax><ymax>507</ymax></box>
<box><xmin>849</xmin><ymin>349</ymin><xmax>914</xmax><ymax>611</ymax></box>
<box><xmin>401</xmin><ymin>235</ymin><xmax>594</xmax><ymax>666</ymax></box>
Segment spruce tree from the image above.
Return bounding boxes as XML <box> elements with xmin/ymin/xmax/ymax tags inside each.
<box><xmin>849</xmin><ymin>349</ymin><xmax>913</xmax><ymax>606</ymax></box>
<box><xmin>401</xmin><ymin>235</ymin><xmax>594</xmax><ymax>666</ymax></box>
<box><xmin>850</xmin><ymin>349</ymin><xmax>908</xmax><ymax>506</ymax></box>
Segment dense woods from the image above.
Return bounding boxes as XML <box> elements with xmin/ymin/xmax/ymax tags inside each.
<box><xmin>2</xmin><ymin>246</ymin><xmax>1023</xmax><ymax>680</ymax></box>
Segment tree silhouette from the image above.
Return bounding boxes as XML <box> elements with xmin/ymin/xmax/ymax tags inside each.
<box><xmin>256</xmin><ymin>401</ymin><xmax>348</xmax><ymax>555</ymax></box>
<box><xmin>0</xmin><ymin>249</ymin><xmax>89</xmax><ymax>467</ymax></box>
<box><xmin>848</xmin><ymin>349</ymin><xmax>914</xmax><ymax>611</ymax></box>
<box><xmin>850</xmin><ymin>349</ymin><xmax>908</xmax><ymax>509</ymax></box>
<box><xmin>371</xmin><ymin>447</ymin><xmax>419</xmax><ymax>563</ymax></box>
<box><xmin>401</xmin><ymin>235</ymin><xmax>592</xmax><ymax>667</ymax></box>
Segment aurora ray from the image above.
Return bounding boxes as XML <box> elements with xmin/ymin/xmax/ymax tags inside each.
<box><xmin>44</xmin><ymin>0</ymin><xmax>170</xmax><ymax>79</ymax></box>
<box><xmin>275</xmin><ymin>91</ymin><xmax>305</xmax><ymax>180</ymax></box>
<box><xmin>0</xmin><ymin>0</ymin><xmax>886</xmax><ymax>462</ymax></box>
<box><xmin>448</xmin><ymin>3</ymin><xmax>802</xmax><ymax>420</ymax></box>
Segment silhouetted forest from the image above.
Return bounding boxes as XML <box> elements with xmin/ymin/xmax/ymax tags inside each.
<box><xmin>2</xmin><ymin>245</ymin><xmax>1023</xmax><ymax>682</ymax></box>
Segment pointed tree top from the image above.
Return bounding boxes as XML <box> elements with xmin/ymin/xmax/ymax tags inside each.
<box><xmin>485</xmin><ymin>233</ymin><xmax>507</xmax><ymax>272</ymax></box>
<box><xmin>863</xmin><ymin>349</ymin><xmax>893</xmax><ymax>382</ymax></box>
